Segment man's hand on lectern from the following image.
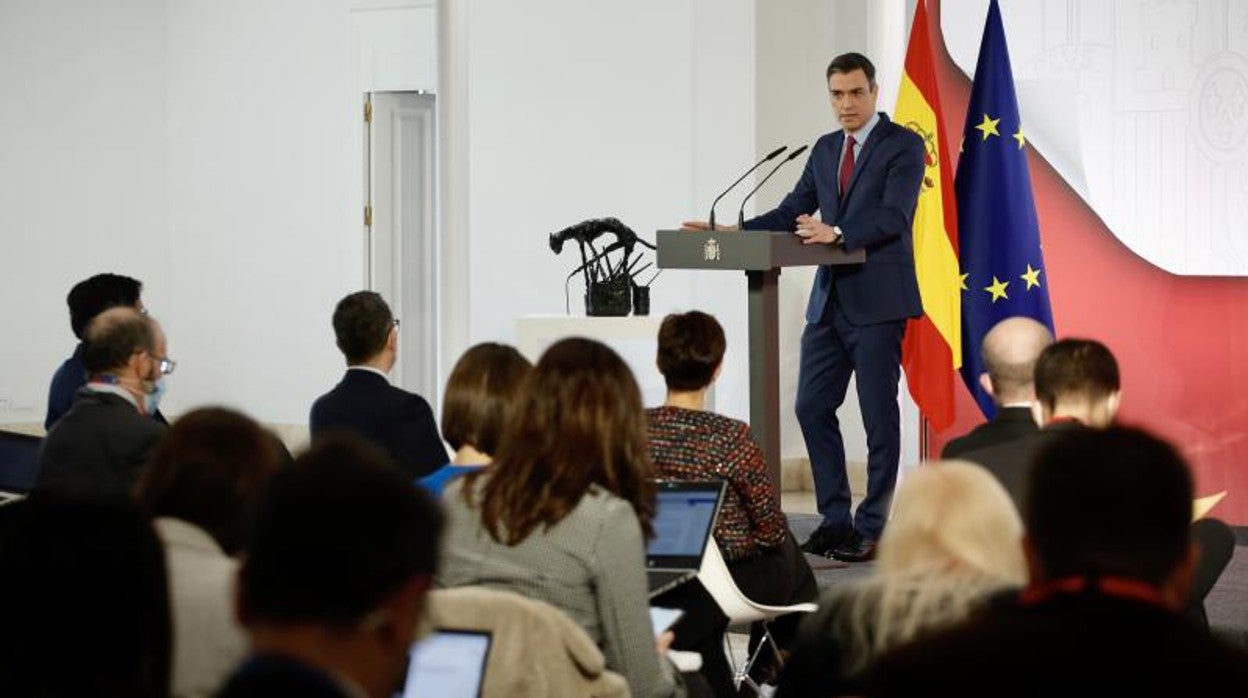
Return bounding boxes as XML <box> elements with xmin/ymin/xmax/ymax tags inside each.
<box><xmin>681</xmin><ymin>220</ymin><xmax>739</xmax><ymax>232</ymax></box>
<box><xmin>795</xmin><ymin>214</ymin><xmax>840</xmax><ymax>245</ymax></box>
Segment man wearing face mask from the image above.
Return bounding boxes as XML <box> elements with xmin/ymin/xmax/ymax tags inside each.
<box><xmin>37</xmin><ymin>307</ymin><xmax>171</xmax><ymax>491</ymax></box>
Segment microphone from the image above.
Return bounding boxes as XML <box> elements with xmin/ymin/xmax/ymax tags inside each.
<box><xmin>708</xmin><ymin>146</ymin><xmax>786</xmax><ymax>230</ymax></box>
<box><xmin>737</xmin><ymin>145</ymin><xmax>808</xmax><ymax>229</ymax></box>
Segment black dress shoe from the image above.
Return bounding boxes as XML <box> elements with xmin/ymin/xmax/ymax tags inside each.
<box><xmin>799</xmin><ymin>526</ymin><xmax>848</xmax><ymax>556</ymax></box>
<box><xmin>829</xmin><ymin>531</ymin><xmax>877</xmax><ymax>562</ymax></box>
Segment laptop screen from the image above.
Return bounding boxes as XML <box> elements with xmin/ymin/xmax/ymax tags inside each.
<box><xmin>646</xmin><ymin>481</ymin><xmax>724</xmax><ymax>568</ymax></box>
<box><xmin>396</xmin><ymin>629</ymin><xmax>491</xmax><ymax>698</ymax></box>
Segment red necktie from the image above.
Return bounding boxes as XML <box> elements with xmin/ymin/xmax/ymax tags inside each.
<box><xmin>839</xmin><ymin>134</ymin><xmax>856</xmax><ymax>200</ymax></box>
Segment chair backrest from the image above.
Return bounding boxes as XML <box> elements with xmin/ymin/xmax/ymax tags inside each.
<box><xmin>426</xmin><ymin>587</ymin><xmax>629</xmax><ymax>698</ymax></box>
<box><xmin>0</xmin><ymin>430</ymin><xmax>42</xmax><ymax>494</ymax></box>
<box><xmin>696</xmin><ymin>540</ymin><xmax>819</xmax><ymax>624</ymax></box>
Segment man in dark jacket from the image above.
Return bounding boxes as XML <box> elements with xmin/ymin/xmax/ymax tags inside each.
<box><xmin>310</xmin><ymin>292</ymin><xmax>446</xmax><ymax>479</ymax></box>
<box><xmin>38</xmin><ymin>307</ymin><xmax>171</xmax><ymax>490</ymax></box>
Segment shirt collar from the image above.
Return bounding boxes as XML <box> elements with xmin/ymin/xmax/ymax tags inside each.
<box><xmin>347</xmin><ymin>365</ymin><xmax>391</xmax><ymax>382</ymax></box>
<box><xmin>845</xmin><ymin>111</ymin><xmax>882</xmax><ymax>145</ymax></box>
<box><xmin>85</xmin><ymin>380</ymin><xmax>142</xmax><ymax>412</ymax></box>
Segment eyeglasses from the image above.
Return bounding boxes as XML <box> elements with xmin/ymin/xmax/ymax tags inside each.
<box><xmin>392</xmin><ymin>318</ymin><xmax>401</xmax><ymax>329</ymax></box>
<box><xmin>155</xmin><ymin>356</ymin><xmax>176</xmax><ymax>375</ymax></box>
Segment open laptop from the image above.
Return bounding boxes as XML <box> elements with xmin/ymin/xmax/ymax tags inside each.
<box><xmin>646</xmin><ymin>480</ymin><xmax>725</xmax><ymax>598</ymax></box>
<box><xmin>395</xmin><ymin>629</ymin><xmax>492</xmax><ymax>698</ymax></box>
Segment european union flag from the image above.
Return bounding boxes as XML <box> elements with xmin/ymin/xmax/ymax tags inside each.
<box><xmin>956</xmin><ymin>0</ymin><xmax>1055</xmax><ymax>419</ymax></box>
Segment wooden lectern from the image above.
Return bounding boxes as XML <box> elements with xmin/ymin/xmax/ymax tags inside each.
<box><xmin>655</xmin><ymin>230</ymin><xmax>865</xmax><ymax>487</ymax></box>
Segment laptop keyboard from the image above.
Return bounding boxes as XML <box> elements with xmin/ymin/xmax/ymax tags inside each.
<box><xmin>647</xmin><ymin>570</ymin><xmax>695</xmax><ymax>597</ymax></box>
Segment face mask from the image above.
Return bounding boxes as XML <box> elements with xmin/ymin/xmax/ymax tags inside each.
<box><xmin>142</xmin><ymin>378</ymin><xmax>167</xmax><ymax>415</ymax></box>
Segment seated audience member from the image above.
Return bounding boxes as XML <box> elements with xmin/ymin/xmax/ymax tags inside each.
<box><xmin>960</xmin><ymin>338</ymin><xmax>1233</xmax><ymax>627</ymax></box>
<box><xmin>310</xmin><ymin>291</ymin><xmax>446</xmax><ymax>479</ymax></box>
<box><xmin>135</xmin><ymin>407</ymin><xmax>285</xmax><ymax>697</ymax></box>
<box><xmin>438</xmin><ymin>338</ymin><xmax>698</xmax><ymax>698</ymax></box>
<box><xmin>418</xmin><ymin>342</ymin><xmax>532</xmax><ymax>497</ymax></box>
<box><xmin>646</xmin><ymin>310</ymin><xmax>817</xmax><ymax>688</ymax></box>
<box><xmin>777</xmin><ymin>462</ymin><xmax>1026</xmax><ymax>696</ymax></box>
<box><xmin>869</xmin><ymin>428</ymin><xmax>1248</xmax><ymax>694</ymax></box>
<box><xmin>38</xmin><ymin>307</ymin><xmax>171</xmax><ymax>490</ymax></box>
<box><xmin>218</xmin><ymin>434</ymin><xmax>444</xmax><ymax>698</ymax></box>
<box><xmin>940</xmin><ymin>316</ymin><xmax>1052</xmax><ymax>458</ymax></box>
<box><xmin>958</xmin><ymin>338</ymin><xmax>1121</xmax><ymax>504</ymax></box>
<box><xmin>46</xmin><ymin>272</ymin><xmax>167</xmax><ymax>429</ymax></box>
<box><xmin>0</xmin><ymin>485</ymin><xmax>171</xmax><ymax>697</ymax></box>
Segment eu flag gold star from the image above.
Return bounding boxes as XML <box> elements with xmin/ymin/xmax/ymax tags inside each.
<box><xmin>985</xmin><ymin>276</ymin><xmax>1009</xmax><ymax>302</ymax></box>
<box><xmin>1014</xmin><ymin>127</ymin><xmax>1026</xmax><ymax>149</ymax></box>
<box><xmin>1021</xmin><ymin>264</ymin><xmax>1042</xmax><ymax>289</ymax></box>
<box><xmin>975</xmin><ymin>114</ymin><xmax>1001</xmax><ymax>141</ymax></box>
<box><xmin>959</xmin><ymin>272</ymin><xmax>969</xmax><ymax>291</ymax></box>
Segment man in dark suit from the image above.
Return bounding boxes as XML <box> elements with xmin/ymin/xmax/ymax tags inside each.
<box><xmin>956</xmin><ymin>338</ymin><xmax>1120</xmax><ymax>506</ymax></box>
<box><xmin>942</xmin><ymin>316</ymin><xmax>1052</xmax><ymax>459</ymax></box>
<box><xmin>687</xmin><ymin>53</ymin><xmax>925</xmax><ymax>561</ymax></box>
<box><xmin>959</xmin><ymin>338</ymin><xmax>1234</xmax><ymax>628</ymax></box>
<box><xmin>219</xmin><ymin>435</ymin><xmax>444</xmax><ymax>698</ymax></box>
<box><xmin>869</xmin><ymin>427</ymin><xmax>1248</xmax><ymax>694</ymax></box>
<box><xmin>38</xmin><ymin>307</ymin><xmax>171</xmax><ymax>490</ymax></box>
<box><xmin>310</xmin><ymin>292</ymin><xmax>447</xmax><ymax>479</ymax></box>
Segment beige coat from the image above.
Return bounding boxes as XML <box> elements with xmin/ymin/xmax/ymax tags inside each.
<box><xmin>426</xmin><ymin>587</ymin><xmax>630</xmax><ymax>697</ymax></box>
<box><xmin>154</xmin><ymin>517</ymin><xmax>247</xmax><ymax>697</ymax></box>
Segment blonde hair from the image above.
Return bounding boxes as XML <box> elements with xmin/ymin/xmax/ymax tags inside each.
<box><xmin>832</xmin><ymin>461</ymin><xmax>1025</xmax><ymax>675</ymax></box>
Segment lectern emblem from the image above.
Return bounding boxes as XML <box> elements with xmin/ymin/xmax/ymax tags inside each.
<box><xmin>704</xmin><ymin>238</ymin><xmax>721</xmax><ymax>261</ymax></box>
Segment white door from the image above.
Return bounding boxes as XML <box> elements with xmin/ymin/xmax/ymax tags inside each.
<box><xmin>365</xmin><ymin>91</ymin><xmax>439</xmax><ymax>403</ymax></box>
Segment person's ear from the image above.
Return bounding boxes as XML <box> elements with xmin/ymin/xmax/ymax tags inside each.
<box><xmin>1022</xmin><ymin>534</ymin><xmax>1044</xmax><ymax>584</ymax></box>
<box><xmin>979</xmin><ymin>372</ymin><xmax>995</xmax><ymax>399</ymax></box>
<box><xmin>711</xmin><ymin>362</ymin><xmax>724</xmax><ymax>385</ymax></box>
<box><xmin>1106</xmin><ymin>390</ymin><xmax>1122</xmax><ymax>419</ymax></box>
<box><xmin>366</xmin><ymin>575</ymin><xmax>431</xmax><ymax>648</ymax></box>
<box><xmin>1162</xmin><ymin>541</ymin><xmax>1197</xmax><ymax>613</ymax></box>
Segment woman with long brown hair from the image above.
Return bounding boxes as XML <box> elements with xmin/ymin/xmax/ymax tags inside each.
<box><xmin>438</xmin><ymin>338</ymin><xmax>689</xmax><ymax>697</ymax></box>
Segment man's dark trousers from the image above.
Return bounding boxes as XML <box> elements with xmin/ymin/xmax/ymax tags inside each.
<box><xmin>797</xmin><ymin>291</ymin><xmax>904</xmax><ymax>539</ymax></box>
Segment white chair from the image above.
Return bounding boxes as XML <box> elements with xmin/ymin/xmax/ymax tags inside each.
<box><xmin>696</xmin><ymin>540</ymin><xmax>818</xmax><ymax>693</ymax></box>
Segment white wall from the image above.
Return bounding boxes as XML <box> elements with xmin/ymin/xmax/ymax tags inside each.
<box><xmin>162</xmin><ymin>0</ymin><xmax>359</xmax><ymax>423</ymax></box>
<box><xmin>0</xmin><ymin>0</ymin><xmax>170</xmax><ymax>421</ymax></box>
<box><xmin>1</xmin><ymin>0</ymin><xmax>362</xmax><ymax>427</ymax></box>
<box><xmin>458</xmin><ymin>0</ymin><xmax>757</xmax><ymax>418</ymax></box>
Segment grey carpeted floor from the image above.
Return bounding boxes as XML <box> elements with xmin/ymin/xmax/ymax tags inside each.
<box><xmin>786</xmin><ymin>512</ymin><xmax>1248</xmax><ymax>649</ymax></box>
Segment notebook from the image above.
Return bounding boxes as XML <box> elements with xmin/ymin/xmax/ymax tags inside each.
<box><xmin>396</xmin><ymin>629</ymin><xmax>492</xmax><ymax>698</ymax></box>
<box><xmin>645</xmin><ymin>480</ymin><xmax>725</xmax><ymax>598</ymax></box>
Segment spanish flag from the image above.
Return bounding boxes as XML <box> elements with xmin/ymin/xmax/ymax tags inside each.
<box><xmin>897</xmin><ymin>0</ymin><xmax>961</xmax><ymax>431</ymax></box>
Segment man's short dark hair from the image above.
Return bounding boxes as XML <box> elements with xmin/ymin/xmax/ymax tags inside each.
<box><xmin>827</xmin><ymin>52</ymin><xmax>876</xmax><ymax>84</ymax></box>
<box><xmin>238</xmin><ymin>433</ymin><xmax>443</xmax><ymax>627</ymax></box>
<box><xmin>656</xmin><ymin>311</ymin><xmax>726</xmax><ymax>392</ymax></box>
<box><xmin>1025</xmin><ymin>426</ymin><xmax>1192</xmax><ymax>585</ymax></box>
<box><xmin>332</xmin><ymin>291</ymin><xmax>394</xmax><ymax>364</ymax></box>
<box><xmin>67</xmin><ymin>273</ymin><xmax>142</xmax><ymax>339</ymax></box>
<box><xmin>82</xmin><ymin>309</ymin><xmax>156</xmax><ymax>374</ymax></box>
<box><xmin>1034</xmin><ymin>338</ymin><xmax>1120</xmax><ymax>410</ymax></box>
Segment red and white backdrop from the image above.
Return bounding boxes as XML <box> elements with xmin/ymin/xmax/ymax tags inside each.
<box><xmin>930</xmin><ymin>0</ymin><xmax>1248</xmax><ymax>525</ymax></box>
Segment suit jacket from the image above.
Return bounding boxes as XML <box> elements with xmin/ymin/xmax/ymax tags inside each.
<box><xmin>309</xmin><ymin>369</ymin><xmax>446</xmax><ymax>479</ymax></box>
<box><xmin>215</xmin><ymin>655</ymin><xmax>354</xmax><ymax>698</ymax></box>
<box><xmin>941</xmin><ymin>406</ymin><xmax>1038</xmax><ymax>459</ymax></box>
<box><xmin>745</xmin><ymin>113</ymin><xmax>925</xmax><ymax>325</ymax></box>
<box><xmin>37</xmin><ymin>387</ymin><xmax>166</xmax><ymax>491</ymax></box>
<box><xmin>868</xmin><ymin>588</ymin><xmax>1248</xmax><ymax>695</ymax></box>
<box><xmin>956</xmin><ymin>421</ymin><xmax>1088</xmax><ymax>509</ymax></box>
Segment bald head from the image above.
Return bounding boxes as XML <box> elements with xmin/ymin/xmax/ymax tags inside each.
<box><xmin>82</xmin><ymin>307</ymin><xmax>161</xmax><ymax>376</ymax></box>
<box><xmin>980</xmin><ymin>317</ymin><xmax>1054</xmax><ymax>405</ymax></box>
